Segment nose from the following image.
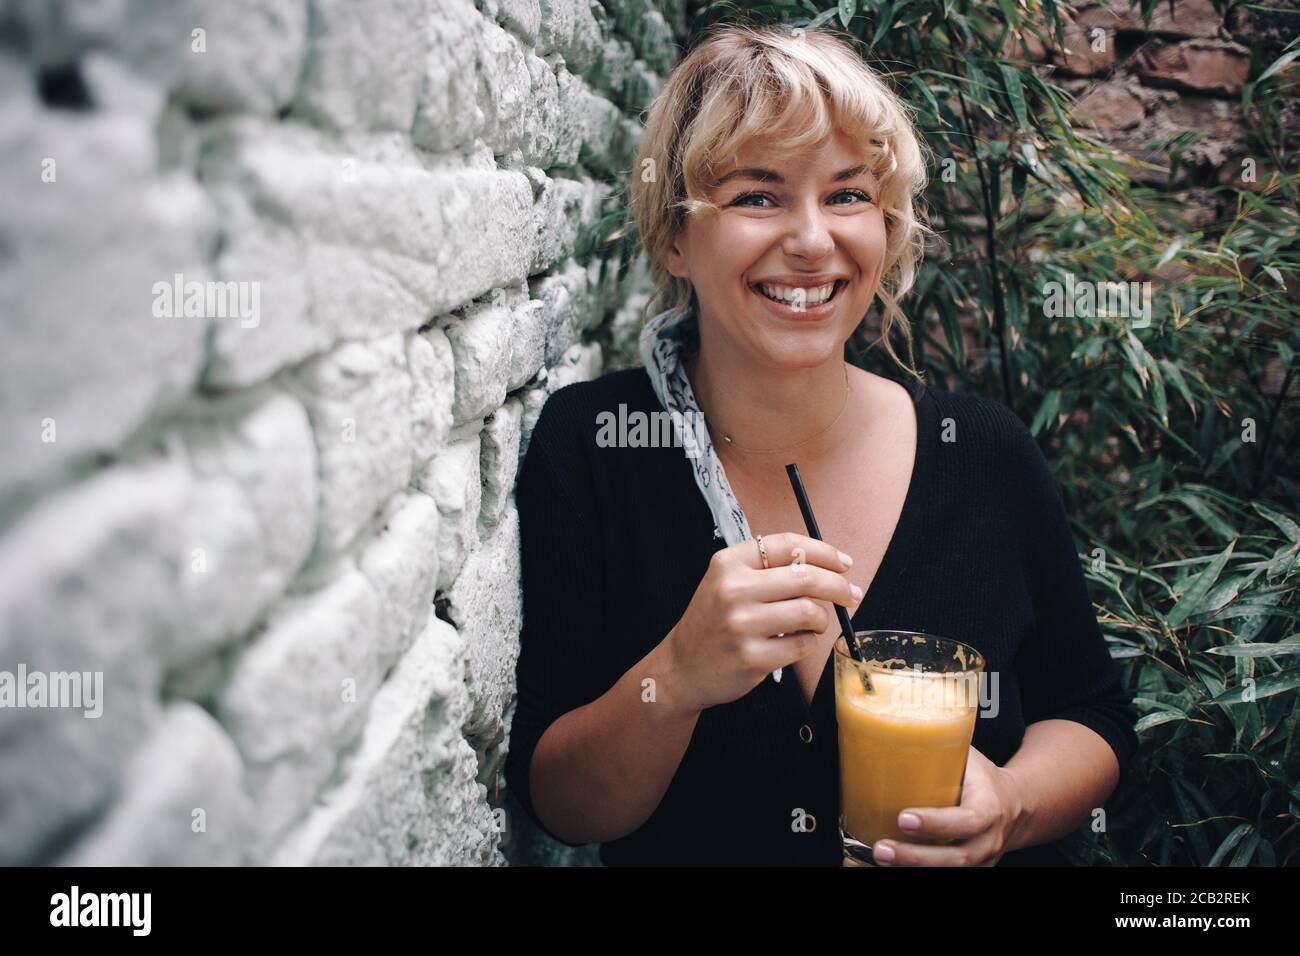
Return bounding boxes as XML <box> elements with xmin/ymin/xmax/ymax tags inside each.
<box><xmin>781</xmin><ymin>197</ymin><xmax>836</xmax><ymax>262</ymax></box>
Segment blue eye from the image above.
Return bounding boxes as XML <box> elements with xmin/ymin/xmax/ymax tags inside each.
<box><xmin>730</xmin><ymin>189</ymin><xmax>874</xmax><ymax>208</ymax></box>
<box><xmin>833</xmin><ymin>189</ymin><xmax>875</xmax><ymax>205</ymax></box>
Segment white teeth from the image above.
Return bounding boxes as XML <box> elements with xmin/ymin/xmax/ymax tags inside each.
<box><xmin>756</xmin><ymin>282</ymin><xmax>838</xmax><ymax>305</ymax></box>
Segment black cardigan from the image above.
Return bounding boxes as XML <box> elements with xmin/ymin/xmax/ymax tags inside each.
<box><xmin>504</xmin><ymin>365</ymin><xmax>1138</xmax><ymax>866</ymax></box>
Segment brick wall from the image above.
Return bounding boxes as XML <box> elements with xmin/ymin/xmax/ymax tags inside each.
<box><xmin>0</xmin><ymin>0</ymin><xmax>683</xmax><ymax>866</ymax></box>
<box><xmin>1021</xmin><ymin>0</ymin><xmax>1298</xmax><ymax>215</ymax></box>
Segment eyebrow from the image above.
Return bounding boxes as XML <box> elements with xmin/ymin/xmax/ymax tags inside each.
<box><xmin>713</xmin><ymin>164</ymin><xmax>872</xmax><ymax>187</ymax></box>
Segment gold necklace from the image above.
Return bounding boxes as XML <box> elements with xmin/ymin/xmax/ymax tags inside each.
<box><xmin>711</xmin><ymin>364</ymin><xmax>852</xmax><ymax>455</ymax></box>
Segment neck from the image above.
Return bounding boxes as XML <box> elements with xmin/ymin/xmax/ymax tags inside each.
<box><xmin>683</xmin><ymin>327</ymin><xmax>856</xmax><ymax>465</ymax></box>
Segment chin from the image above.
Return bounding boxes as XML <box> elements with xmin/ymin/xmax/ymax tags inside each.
<box><xmin>754</xmin><ymin>337</ymin><xmax>844</xmax><ymax>372</ymax></box>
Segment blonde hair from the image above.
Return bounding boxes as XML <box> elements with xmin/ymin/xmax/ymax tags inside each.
<box><xmin>624</xmin><ymin>22</ymin><xmax>931</xmax><ymax>378</ymax></box>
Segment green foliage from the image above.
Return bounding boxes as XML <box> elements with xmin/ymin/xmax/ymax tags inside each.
<box><xmin>589</xmin><ymin>0</ymin><xmax>1300</xmax><ymax>864</ymax></box>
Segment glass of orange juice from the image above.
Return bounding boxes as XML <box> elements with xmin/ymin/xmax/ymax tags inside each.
<box><xmin>834</xmin><ymin>630</ymin><xmax>985</xmax><ymax>865</ymax></box>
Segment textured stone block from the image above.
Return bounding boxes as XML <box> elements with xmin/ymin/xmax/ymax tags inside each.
<box><xmin>174</xmin><ymin>388</ymin><xmax>317</xmax><ymax>664</ymax></box>
<box><xmin>1073</xmin><ymin>82</ymin><xmax>1146</xmax><ymax>131</ymax></box>
<box><xmin>0</xmin><ymin>74</ymin><xmax>214</xmax><ymax>496</ymax></box>
<box><xmin>507</xmin><ymin>298</ymin><xmax>547</xmax><ymax>391</ymax></box>
<box><xmin>565</xmin><ymin>0</ymin><xmax>602</xmax><ymax>76</ymax></box>
<box><xmin>480</xmin><ymin>397</ymin><xmax>524</xmax><ymax>531</ymax></box>
<box><xmin>216</xmin><ymin>569</ymin><xmax>383</xmax><ymax>855</ymax></box>
<box><xmin>57</xmin><ymin>702</ymin><xmax>254</xmax><ymax>865</ymax></box>
<box><xmin>272</xmin><ymin>617</ymin><xmax>502</xmax><ymax>866</ymax></box>
<box><xmin>515</xmin><ymin>51</ymin><xmax>563</xmax><ymax>167</ymax></box>
<box><xmin>11</xmin><ymin>0</ymin><xmax>198</xmax><ymax>83</ymax></box>
<box><xmin>359</xmin><ymin>491</ymin><xmax>442</xmax><ymax>676</ymax></box>
<box><xmin>547</xmin><ymin>341</ymin><xmax>605</xmax><ymax>392</ymax></box>
<box><xmin>473</xmin><ymin>21</ymin><xmax>533</xmax><ymax>157</ymax></box>
<box><xmin>537</xmin><ymin>0</ymin><xmax>576</xmax><ymax>57</ymax></box>
<box><xmin>407</xmin><ymin>328</ymin><xmax>455</xmax><ymax>469</ymax></box>
<box><xmin>292</xmin><ymin>0</ymin><xmax>430</xmax><ymax>132</ymax></box>
<box><xmin>518</xmin><ymin>376</ymin><xmax>552</xmax><ymax>460</ymax></box>
<box><xmin>176</xmin><ymin>0</ymin><xmax>308</xmax><ymax>114</ymax></box>
<box><xmin>531</xmin><ymin>260</ymin><xmax>588</xmax><ymax>366</ymax></box>
<box><xmin>199</xmin><ymin>179</ymin><xmax>319</xmax><ymax>387</ymax></box>
<box><xmin>1053</xmin><ymin>24</ymin><xmax>1116</xmax><ymax>78</ymax></box>
<box><xmin>445</xmin><ymin>503</ymin><xmax>522</xmax><ymax>746</ymax></box>
<box><xmin>528</xmin><ymin>173</ymin><xmax>607</xmax><ymax>276</ymax></box>
<box><xmin>287</xmin><ymin>335</ymin><xmax>414</xmax><ymax>556</ymax></box>
<box><xmin>439</xmin><ymin>300</ymin><xmax>514</xmax><ymax>426</ymax></box>
<box><xmin>415</xmin><ymin>436</ymin><xmax>483</xmax><ymax>591</ymax></box>
<box><xmin>495</xmin><ymin>0</ymin><xmax>541</xmax><ymax>45</ymax></box>
<box><xmin>0</xmin><ymin>459</ymin><xmax>189</xmax><ymax>863</ymax></box>
<box><xmin>412</xmin><ymin>0</ymin><xmax>487</xmax><ymax>152</ymax></box>
<box><xmin>198</xmin><ymin>119</ymin><xmax>536</xmax><ymax>385</ymax></box>
<box><xmin>1136</xmin><ymin>39</ymin><xmax>1251</xmax><ymax>96</ymax></box>
<box><xmin>1077</xmin><ymin>0</ymin><xmax>1223</xmax><ymax>38</ymax></box>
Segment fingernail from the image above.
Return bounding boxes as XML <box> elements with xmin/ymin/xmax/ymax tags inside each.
<box><xmin>850</xmin><ymin>583</ymin><xmax>863</xmax><ymax>600</ymax></box>
<box><xmin>838</xmin><ymin>550</ymin><xmax>853</xmax><ymax>567</ymax></box>
<box><xmin>898</xmin><ymin>812</ymin><xmax>921</xmax><ymax>831</ymax></box>
<box><xmin>873</xmin><ymin>843</ymin><xmax>895</xmax><ymax>864</ymax></box>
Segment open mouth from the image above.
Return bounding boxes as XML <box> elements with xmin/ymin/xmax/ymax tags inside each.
<box><xmin>750</xmin><ymin>279</ymin><xmax>848</xmax><ymax>310</ymax></box>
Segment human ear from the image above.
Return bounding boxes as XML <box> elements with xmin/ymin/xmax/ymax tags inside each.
<box><xmin>664</xmin><ymin>232</ymin><xmax>690</xmax><ymax>280</ymax></box>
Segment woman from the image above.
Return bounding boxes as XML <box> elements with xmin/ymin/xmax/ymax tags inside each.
<box><xmin>503</xmin><ymin>23</ymin><xmax>1137</xmax><ymax>866</ymax></box>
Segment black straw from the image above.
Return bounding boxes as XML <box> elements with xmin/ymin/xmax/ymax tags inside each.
<box><xmin>785</xmin><ymin>462</ymin><xmax>864</xmax><ymax>663</ymax></box>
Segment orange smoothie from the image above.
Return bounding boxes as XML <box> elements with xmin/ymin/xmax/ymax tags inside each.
<box><xmin>835</xmin><ymin>664</ymin><xmax>979</xmax><ymax>848</ymax></box>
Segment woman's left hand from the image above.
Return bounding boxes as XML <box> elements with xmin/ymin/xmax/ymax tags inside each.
<box><xmin>869</xmin><ymin>747</ymin><xmax>1025</xmax><ymax>867</ymax></box>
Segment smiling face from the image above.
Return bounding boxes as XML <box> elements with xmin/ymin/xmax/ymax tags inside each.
<box><xmin>664</xmin><ymin>129</ymin><xmax>888</xmax><ymax>372</ymax></box>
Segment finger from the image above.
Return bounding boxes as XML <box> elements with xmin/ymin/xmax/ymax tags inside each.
<box><xmin>740</xmin><ymin>532</ymin><xmax>851</xmax><ymax>572</ymax></box>
<box><xmin>747</xmin><ymin>630</ymin><xmax>818</xmax><ymax>672</ymax></box>
<box><xmin>753</xmin><ymin>563</ymin><xmax>861</xmax><ymax>609</ymax></box>
<box><xmin>748</xmin><ymin>596</ymin><xmax>833</xmax><ymax>638</ymax></box>
<box><xmin>895</xmin><ymin>806</ymin><xmax>987</xmax><ymax>842</ymax></box>
<box><xmin>872</xmin><ymin>837</ymin><xmax>985</xmax><ymax>867</ymax></box>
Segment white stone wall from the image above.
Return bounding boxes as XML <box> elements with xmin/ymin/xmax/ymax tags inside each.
<box><xmin>0</xmin><ymin>0</ymin><xmax>681</xmax><ymax>866</ymax></box>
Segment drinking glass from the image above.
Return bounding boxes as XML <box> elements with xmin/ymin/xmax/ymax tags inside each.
<box><xmin>835</xmin><ymin>629</ymin><xmax>985</xmax><ymax>865</ymax></box>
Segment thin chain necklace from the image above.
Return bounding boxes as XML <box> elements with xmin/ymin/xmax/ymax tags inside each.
<box><xmin>705</xmin><ymin>364</ymin><xmax>853</xmax><ymax>455</ymax></box>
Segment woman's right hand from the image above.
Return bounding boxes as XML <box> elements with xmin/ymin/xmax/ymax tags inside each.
<box><xmin>664</xmin><ymin>532</ymin><xmax>861</xmax><ymax>713</ymax></box>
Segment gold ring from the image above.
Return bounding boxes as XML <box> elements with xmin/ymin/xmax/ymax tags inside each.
<box><xmin>756</xmin><ymin>534</ymin><xmax>769</xmax><ymax>569</ymax></box>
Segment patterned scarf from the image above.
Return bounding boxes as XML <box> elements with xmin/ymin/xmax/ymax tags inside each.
<box><xmin>638</xmin><ymin>301</ymin><xmax>785</xmax><ymax>682</ymax></box>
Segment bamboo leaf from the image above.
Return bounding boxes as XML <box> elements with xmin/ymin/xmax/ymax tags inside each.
<box><xmin>1253</xmin><ymin>503</ymin><xmax>1300</xmax><ymax>543</ymax></box>
<box><xmin>1258</xmin><ymin>48</ymin><xmax>1300</xmax><ymax>83</ymax></box>
<box><xmin>1158</xmin><ymin>358</ymin><xmax>1196</xmax><ymax>414</ymax></box>
<box><xmin>1135</xmin><ymin>711</ymin><xmax>1188</xmax><ymax>732</ymax></box>
<box><xmin>1167</xmin><ymin>492</ymin><xmax>1238</xmax><ymax>541</ymax></box>
<box><xmin>1207</xmin><ymin>823</ymin><xmax>1252</xmax><ymax>867</ymax></box>
<box><xmin>1207</xmin><ymin>640</ymin><xmax>1300</xmax><ymax>658</ymax></box>
<box><xmin>1166</xmin><ymin>539</ymin><xmax>1236</xmax><ymax>629</ymax></box>
<box><xmin>1030</xmin><ymin>388</ymin><xmax>1061</xmax><ymax>436</ymax></box>
<box><xmin>998</xmin><ymin>64</ymin><xmax>1029</xmax><ymax>131</ymax></box>
<box><xmin>1208</xmin><ymin>668</ymin><xmax>1300</xmax><ymax>706</ymax></box>
<box><xmin>871</xmin><ymin>0</ymin><xmax>896</xmax><ymax>46</ymax></box>
<box><xmin>1156</xmin><ymin>238</ymin><xmax>1185</xmax><ymax>269</ymax></box>
<box><xmin>1230</xmin><ymin>829</ymin><xmax>1261</xmax><ymax>866</ymax></box>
